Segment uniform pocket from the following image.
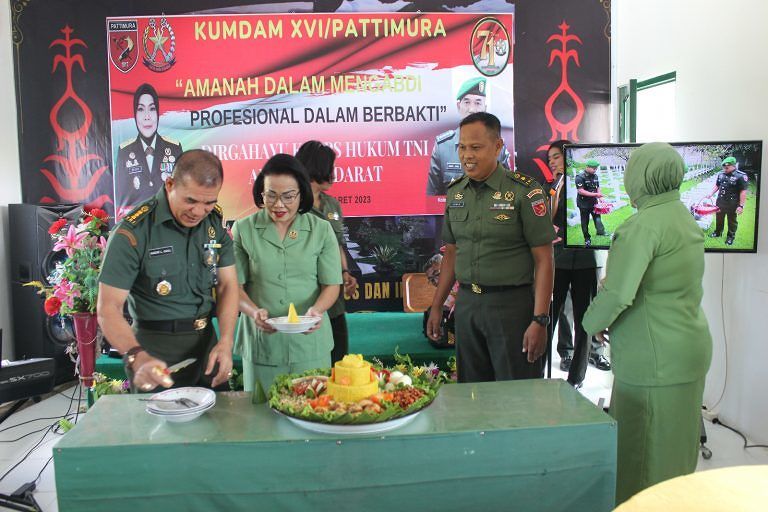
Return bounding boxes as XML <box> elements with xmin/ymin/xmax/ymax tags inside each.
<box><xmin>448</xmin><ymin>208</ymin><xmax>469</xmax><ymax>222</ymax></box>
<box><xmin>144</xmin><ymin>258</ymin><xmax>182</xmax><ymax>295</ymax></box>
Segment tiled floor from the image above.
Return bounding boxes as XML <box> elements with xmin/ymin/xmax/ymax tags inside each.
<box><xmin>1</xmin><ymin>353</ymin><xmax>766</xmax><ymax>512</ymax></box>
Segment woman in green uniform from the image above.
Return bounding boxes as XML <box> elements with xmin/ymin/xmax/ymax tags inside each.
<box><xmin>232</xmin><ymin>154</ymin><xmax>342</xmax><ymax>393</ymax></box>
<box><xmin>295</xmin><ymin>140</ymin><xmax>357</xmax><ymax>363</ymax></box>
<box><xmin>582</xmin><ymin>142</ymin><xmax>712</xmax><ymax>504</ymax></box>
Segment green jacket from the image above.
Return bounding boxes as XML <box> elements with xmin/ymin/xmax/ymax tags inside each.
<box><xmin>582</xmin><ymin>143</ymin><xmax>712</xmax><ymax>386</ymax></box>
<box><xmin>232</xmin><ymin>210</ymin><xmax>342</xmax><ymax>365</ymax></box>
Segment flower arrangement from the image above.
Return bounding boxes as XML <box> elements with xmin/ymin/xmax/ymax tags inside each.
<box><xmin>25</xmin><ymin>207</ymin><xmax>109</xmax><ymax>315</ymax></box>
<box><xmin>90</xmin><ymin>372</ymin><xmax>130</xmax><ymax>402</ymax></box>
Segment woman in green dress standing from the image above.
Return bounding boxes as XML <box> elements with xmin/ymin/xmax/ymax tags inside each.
<box><xmin>582</xmin><ymin>143</ymin><xmax>712</xmax><ymax>504</ymax></box>
<box><xmin>232</xmin><ymin>154</ymin><xmax>342</xmax><ymax>393</ymax></box>
<box><xmin>295</xmin><ymin>140</ymin><xmax>357</xmax><ymax>363</ymax></box>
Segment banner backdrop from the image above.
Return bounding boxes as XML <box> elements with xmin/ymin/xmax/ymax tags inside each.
<box><xmin>11</xmin><ymin>0</ymin><xmax>611</xmax><ymax>311</ymax></box>
<box><xmin>107</xmin><ymin>12</ymin><xmax>515</xmax><ymax>219</ymax></box>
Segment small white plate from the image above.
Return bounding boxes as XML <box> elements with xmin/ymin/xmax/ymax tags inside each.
<box><xmin>146</xmin><ymin>401</ymin><xmax>215</xmax><ymax>423</ymax></box>
<box><xmin>145</xmin><ymin>387</ymin><xmax>215</xmax><ymax>414</ymax></box>
<box><xmin>266</xmin><ymin>315</ymin><xmax>320</xmax><ymax>334</ymax></box>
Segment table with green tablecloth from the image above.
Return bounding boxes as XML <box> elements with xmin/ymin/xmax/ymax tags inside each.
<box><xmin>54</xmin><ymin>379</ymin><xmax>616</xmax><ymax>511</ymax></box>
<box><xmin>95</xmin><ymin>312</ymin><xmax>454</xmax><ymax>380</ymax></box>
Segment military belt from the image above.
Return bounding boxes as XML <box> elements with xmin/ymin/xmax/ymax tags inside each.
<box><xmin>135</xmin><ymin>316</ymin><xmax>210</xmax><ymax>333</ymax></box>
<box><xmin>459</xmin><ymin>283</ymin><xmax>529</xmax><ymax>294</ymax></box>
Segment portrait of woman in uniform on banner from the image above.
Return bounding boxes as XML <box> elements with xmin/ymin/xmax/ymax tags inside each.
<box><xmin>115</xmin><ymin>83</ymin><xmax>182</xmax><ymax>218</ymax></box>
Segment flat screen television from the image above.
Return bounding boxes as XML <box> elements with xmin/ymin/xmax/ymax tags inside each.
<box><xmin>562</xmin><ymin>141</ymin><xmax>762</xmax><ymax>253</ymax></box>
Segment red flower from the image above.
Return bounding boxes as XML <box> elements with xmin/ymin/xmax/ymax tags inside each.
<box><xmin>48</xmin><ymin>219</ymin><xmax>67</xmax><ymax>235</ymax></box>
<box><xmin>90</xmin><ymin>208</ymin><xmax>108</xmax><ymax>220</ymax></box>
<box><xmin>44</xmin><ymin>296</ymin><xmax>62</xmax><ymax>316</ymax></box>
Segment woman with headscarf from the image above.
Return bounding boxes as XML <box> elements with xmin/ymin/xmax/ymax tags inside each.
<box><xmin>582</xmin><ymin>142</ymin><xmax>712</xmax><ymax>504</ymax></box>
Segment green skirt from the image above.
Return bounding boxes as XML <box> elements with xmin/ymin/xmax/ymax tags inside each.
<box><xmin>610</xmin><ymin>377</ymin><xmax>705</xmax><ymax>505</ymax></box>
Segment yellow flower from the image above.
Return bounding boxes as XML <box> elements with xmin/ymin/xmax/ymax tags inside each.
<box><xmin>411</xmin><ymin>366</ymin><xmax>425</xmax><ymax>377</ymax></box>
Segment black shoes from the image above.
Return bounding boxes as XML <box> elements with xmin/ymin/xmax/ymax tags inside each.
<box><xmin>589</xmin><ymin>354</ymin><xmax>611</xmax><ymax>371</ymax></box>
<box><xmin>559</xmin><ymin>355</ymin><xmax>572</xmax><ymax>372</ymax></box>
<box><xmin>725</xmin><ymin>235</ymin><xmax>735</xmax><ymax>245</ymax></box>
<box><xmin>710</xmin><ymin>232</ymin><xmax>721</xmax><ymax>238</ymax></box>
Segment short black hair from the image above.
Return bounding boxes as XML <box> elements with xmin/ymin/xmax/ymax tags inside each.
<box><xmin>295</xmin><ymin>141</ymin><xmax>336</xmax><ymax>184</ymax></box>
<box><xmin>172</xmin><ymin>149</ymin><xmax>223</xmax><ymax>187</ymax></box>
<box><xmin>548</xmin><ymin>139</ymin><xmax>572</xmax><ymax>156</ymax></box>
<box><xmin>460</xmin><ymin>111</ymin><xmax>501</xmax><ymax>139</ymax></box>
<box><xmin>133</xmin><ymin>83</ymin><xmax>159</xmax><ymax>115</ymax></box>
<box><xmin>253</xmin><ymin>154</ymin><xmax>313</xmax><ymax>214</ymax></box>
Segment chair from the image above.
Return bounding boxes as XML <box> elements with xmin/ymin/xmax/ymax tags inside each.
<box><xmin>401</xmin><ymin>273</ymin><xmax>435</xmax><ymax>312</ymax></box>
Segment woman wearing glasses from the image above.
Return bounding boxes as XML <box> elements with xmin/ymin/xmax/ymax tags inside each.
<box><xmin>232</xmin><ymin>154</ymin><xmax>342</xmax><ymax>393</ymax></box>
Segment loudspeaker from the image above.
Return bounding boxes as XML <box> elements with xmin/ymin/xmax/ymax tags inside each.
<box><xmin>9</xmin><ymin>203</ymin><xmax>82</xmax><ymax>384</ymax></box>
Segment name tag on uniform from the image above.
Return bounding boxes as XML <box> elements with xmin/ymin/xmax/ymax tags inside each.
<box><xmin>128</xmin><ymin>165</ymin><xmax>143</xmax><ymax>175</ymax></box>
<box><xmin>149</xmin><ymin>246</ymin><xmax>174</xmax><ymax>257</ymax></box>
<box><xmin>490</xmin><ymin>203</ymin><xmax>514</xmax><ymax>210</ymax></box>
<box><xmin>449</xmin><ymin>201</ymin><xmax>465</xmax><ymax>208</ymax></box>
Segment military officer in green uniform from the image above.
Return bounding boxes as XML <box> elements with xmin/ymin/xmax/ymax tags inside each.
<box><xmin>115</xmin><ymin>83</ymin><xmax>183</xmax><ymax>219</ymax></box>
<box><xmin>707</xmin><ymin>156</ymin><xmax>748</xmax><ymax>245</ymax></box>
<box><xmin>575</xmin><ymin>159</ymin><xmax>607</xmax><ymax>246</ymax></box>
<box><xmin>426</xmin><ymin>112</ymin><xmax>555</xmax><ymax>382</ymax></box>
<box><xmin>98</xmin><ymin>149</ymin><xmax>239</xmax><ymax>392</ymax></box>
<box><xmin>426</xmin><ymin>77</ymin><xmax>511</xmax><ymax>196</ymax></box>
<box><xmin>296</xmin><ymin>140</ymin><xmax>358</xmax><ymax>363</ymax></box>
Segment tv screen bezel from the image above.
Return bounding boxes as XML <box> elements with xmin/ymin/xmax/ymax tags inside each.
<box><xmin>561</xmin><ymin>141</ymin><xmax>762</xmax><ymax>254</ymax></box>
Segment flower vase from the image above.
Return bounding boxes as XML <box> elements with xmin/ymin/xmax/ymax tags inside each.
<box><xmin>72</xmin><ymin>312</ymin><xmax>99</xmax><ymax>386</ymax></box>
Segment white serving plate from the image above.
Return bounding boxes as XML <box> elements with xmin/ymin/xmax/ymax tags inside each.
<box><xmin>266</xmin><ymin>315</ymin><xmax>320</xmax><ymax>334</ymax></box>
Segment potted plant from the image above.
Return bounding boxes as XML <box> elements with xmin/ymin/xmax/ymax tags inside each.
<box><xmin>26</xmin><ymin>207</ymin><xmax>110</xmax><ymax>385</ymax></box>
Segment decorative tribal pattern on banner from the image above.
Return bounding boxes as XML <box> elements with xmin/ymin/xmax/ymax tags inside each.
<box><xmin>106</xmin><ymin>13</ymin><xmax>515</xmax><ymax>220</ymax></box>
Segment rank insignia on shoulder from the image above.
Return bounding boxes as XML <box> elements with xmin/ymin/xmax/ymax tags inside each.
<box><xmin>510</xmin><ymin>172</ymin><xmax>534</xmax><ymax>187</ymax></box>
<box><xmin>213</xmin><ymin>204</ymin><xmax>224</xmax><ymax>217</ymax></box>
<box><xmin>527</xmin><ymin>188</ymin><xmax>544</xmax><ymax>198</ymax></box>
<box><xmin>492</xmin><ymin>191</ymin><xmax>502</xmax><ymax>200</ymax></box>
<box><xmin>494</xmin><ymin>214</ymin><xmax>511</xmax><ymax>221</ymax></box>
<box><xmin>436</xmin><ymin>130</ymin><xmax>455</xmax><ymax>143</ymax></box>
<box><xmin>327</xmin><ymin>212</ymin><xmax>339</xmax><ymax>221</ymax></box>
<box><xmin>531</xmin><ymin>198</ymin><xmax>547</xmax><ymax>217</ymax></box>
<box><xmin>125</xmin><ymin>205</ymin><xmax>151</xmax><ymax>225</ymax></box>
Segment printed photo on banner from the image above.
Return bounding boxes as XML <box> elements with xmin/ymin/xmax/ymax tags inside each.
<box><xmin>106</xmin><ymin>11</ymin><xmax>515</xmax><ymax>220</ymax></box>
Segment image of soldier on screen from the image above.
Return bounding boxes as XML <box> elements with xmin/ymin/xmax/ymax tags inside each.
<box><xmin>426</xmin><ymin>77</ymin><xmax>511</xmax><ymax>196</ymax></box>
<box><xmin>575</xmin><ymin>159</ymin><xmax>609</xmax><ymax>246</ymax></box>
<box><xmin>114</xmin><ymin>83</ymin><xmax>182</xmax><ymax>218</ymax></box>
<box><xmin>705</xmin><ymin>156</ymin><xmax>748</xmax><ymax>246</ymax></box>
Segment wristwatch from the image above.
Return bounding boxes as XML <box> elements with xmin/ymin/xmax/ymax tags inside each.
<box><xmin>123</xmin><ymin>346</ymin><xmax>146</xmax><ymax>371</ymax></box>
<box><xmin>532</xmin><ymin>314</ymin><xmax>550</xmax><ymax>327</ymax></box>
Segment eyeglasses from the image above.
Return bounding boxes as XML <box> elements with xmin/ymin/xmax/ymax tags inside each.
<box><xmin>262</xmin><ymin>191</ymin><xmax>299</xmax><ymax>205</ymax></box>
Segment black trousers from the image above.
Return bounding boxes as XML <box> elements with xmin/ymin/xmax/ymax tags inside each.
<box><xmin>549</xmin><ymin>267</ymin><xmax>598</xmax><ymax>385</ymax></box>
<box><xmin>329</xmin><ymin>314</ymin><xmax>349</xmax><ymax>364</ymax></box>
<box><xmin>714</xmin><ymin>204</ymin><xmax>738</xmax><ymax>236</ymax></box>
<box><xmin>455</xmin><ymin>285</ymin><xmax>543</xmax><ymax>382</ymax></box>
<box><xmin>579</xmin><ymin>207</ymin><xmax>606</xmax><ymax>239</ymax></box>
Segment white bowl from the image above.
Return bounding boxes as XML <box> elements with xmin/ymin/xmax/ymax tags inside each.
<box><xmin>145</xmin><ymin>387</ymin><xmax>216</xmax><ymax>414</ymax></box>
<box><xmin>266</xmin><ymin>315</ymin><xmax>320</xmax><ymax>334</ymax></box>
<box><xmin>146</xmin><ymin>401</ymin><xmax>215</xmax><ymax>423</ymax></box>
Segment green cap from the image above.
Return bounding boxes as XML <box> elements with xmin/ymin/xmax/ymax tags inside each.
<box><xmin>456</xmin><ymin>77</ymin><xmax>486</xmax><ymax>100</ymax></box>
<box><xmin>586</xmin><ymin>159</ymin><xmax>600</xmax><ymax>168</ymax></box>
<box><xmin>721</xmin><ymin>156</ymin><xmax>737</xmax><ymax>166</ymax></box>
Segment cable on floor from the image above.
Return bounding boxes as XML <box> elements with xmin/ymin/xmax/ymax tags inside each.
<box><xmin>712</xmin><ymin>418</ymin><xmax>768</xmax><ymax>450</ymax></box>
